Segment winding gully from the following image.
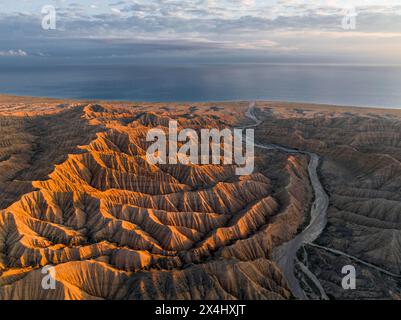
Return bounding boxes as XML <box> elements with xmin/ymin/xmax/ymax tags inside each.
<box><xmin>242</xmin><ymin>102</ymin><xmax>329</xmax><ymax>300</ymax></box>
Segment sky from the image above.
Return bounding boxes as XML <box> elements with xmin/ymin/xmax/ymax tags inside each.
<box><xmin>0</xmin><ymin>0</ymin><xmax>401</xmax><ymax>64</ymax></box>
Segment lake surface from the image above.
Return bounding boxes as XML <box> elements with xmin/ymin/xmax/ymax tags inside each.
<box><xmin>1</xmin><ymin>63</ymin><xmax>401</xmax><ymax>108</ymax></box>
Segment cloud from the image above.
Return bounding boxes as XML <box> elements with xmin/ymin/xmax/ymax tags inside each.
<box><xmin>110</xmin><ymin>7</ymin><xmax>122</xmax><ymax>15</ymax></box>
<box><xmin>0</xmin><ymin>49</ymin><xmax>28</xmax><ymax>57</ymax></box>
<box><xmin>0</xmin><ymin>1</ymin><xmax>400</xmax><ymax>63</ymax></box>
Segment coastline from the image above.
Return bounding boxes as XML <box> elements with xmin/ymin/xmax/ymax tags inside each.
<box><xmin>1</xmin><ymin>93</ymin><xmax>401</xmax><ymax>115</ymax></box>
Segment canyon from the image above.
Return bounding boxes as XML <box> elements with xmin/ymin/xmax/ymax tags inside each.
<box><xmin>0</xmin><ymin>95</ymin><xmax>401</xmax><ymax>300</ymax></box>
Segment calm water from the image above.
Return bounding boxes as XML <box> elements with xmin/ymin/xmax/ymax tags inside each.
<box><xmin>1</xmin><ymin>63</ymin><xmax>401</xmax><ymax>108</ymax></box>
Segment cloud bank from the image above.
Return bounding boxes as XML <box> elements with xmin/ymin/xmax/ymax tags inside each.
<box><xmin>0</xmin><ymin>49</ymin><xmax>28</xmax><ymax>57</ymax></box>
<box><xmin>0</xmin><ymin>0</ymin><xmax>400</xmax><ymax>63</ymax></box>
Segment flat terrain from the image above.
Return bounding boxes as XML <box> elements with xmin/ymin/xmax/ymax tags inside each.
<box><xmin>1</xmin><ymin>94</ymin><xmax>401</xmax><ymax>300</ymax></box>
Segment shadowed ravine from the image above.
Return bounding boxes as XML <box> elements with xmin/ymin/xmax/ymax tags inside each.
<box><xmin>242</xmin><ymin>102</ymin><xmax>329</xmax><ymax>300</ymax></box>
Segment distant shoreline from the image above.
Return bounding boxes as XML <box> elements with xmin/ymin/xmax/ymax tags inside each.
<box><xmin>1</xmin><ymin>93</ymin><xmax>401</xmax><ymax>114</ymax></box>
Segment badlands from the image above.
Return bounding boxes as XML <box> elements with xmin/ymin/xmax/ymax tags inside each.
<box><xmin>0</xmin><ymin>95</ymin><xmax>401</xmax><ymax>300</ymax></box>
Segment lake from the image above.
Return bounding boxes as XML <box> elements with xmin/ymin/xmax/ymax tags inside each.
<box><xmin>1</xmin><ymin>63</ymin><xmax>401</xmax><ymax>108</ymax></box>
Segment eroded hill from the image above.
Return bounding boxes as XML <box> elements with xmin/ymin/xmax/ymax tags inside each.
<box><xmin>1</xmin><ymin>96</ymin><xmax>400</xmax><ymax>300</ymax></box>
<box><xmin>0</xmin><ymin>97</ymin><xmax>312</xmax><ymax>300</ymax></box>
<box><xmin>252</xmin><ymin>101</ymin><xmax>401</xmax><ymax>299</ymax></box>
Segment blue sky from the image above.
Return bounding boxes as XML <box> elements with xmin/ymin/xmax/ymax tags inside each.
<box><xmin>0</xmin><ymin>0</ymin><xmax>401</xmax><ymax>63</ymax></box>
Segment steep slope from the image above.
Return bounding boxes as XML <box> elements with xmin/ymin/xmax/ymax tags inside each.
<box><xmin>0</xmin><ymin>100</ymin><xmax>313</xmax><ymax>300</ymax></box>
<box><xmin>253</xmin><ymin>102</ymin><xmax>401</xmax><ymax>299</ymax></box>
